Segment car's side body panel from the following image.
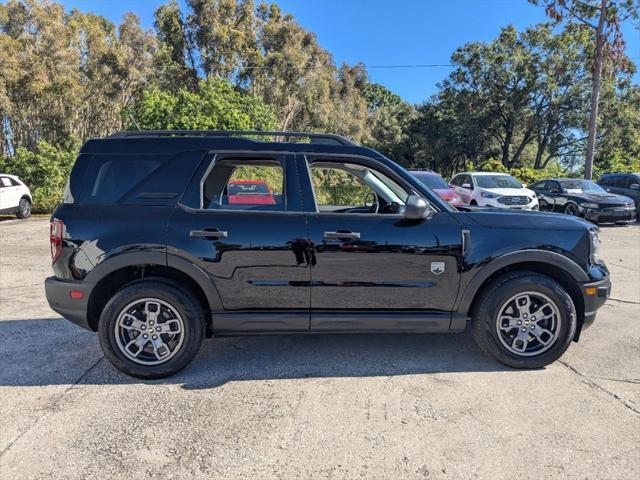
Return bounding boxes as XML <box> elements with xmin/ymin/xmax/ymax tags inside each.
<box><xmin>47</xmin><ymin>135</ymin><xmax>609</xmax><ymax>339</ymax></box>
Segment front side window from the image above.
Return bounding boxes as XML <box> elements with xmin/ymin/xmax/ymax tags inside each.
<box><xmin>309</xmin><ymin>161</ymin><xmax>409</xmax><ymax>214</ymax></box>
<box><xmin>202</xmin><ymin>158</ymin><xmax>285</xmax><ymax>211</ymax></box>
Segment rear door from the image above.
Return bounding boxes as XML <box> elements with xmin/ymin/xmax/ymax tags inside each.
<box><xmin>167</xmin><ymin>152</ymin><xmax>311</xmax><ymax>332</ymax></box>
<box><xmin>300</xmin><ymin>154</ymin><xmax>462</xmax><ymax>331</ymax></box>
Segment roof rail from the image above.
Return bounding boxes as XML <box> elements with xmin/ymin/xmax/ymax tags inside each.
<box><xmin>108</xmin><ymin>130</ymin><xmax>357</xmax><ymax>146</ymax></box>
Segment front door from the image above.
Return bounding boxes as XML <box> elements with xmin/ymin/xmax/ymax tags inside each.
<box><xmin>168</xmin><ymin>153</ymin><xmax>311</xmax><ymax>331</ymax></box>
<box><xmin>300</xmin><ymin>156</ymin><xmax>462</xmax><ymax>331</ymax></box>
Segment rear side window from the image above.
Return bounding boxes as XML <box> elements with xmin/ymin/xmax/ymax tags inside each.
<box><xmin>80</xmin><ymin>155</ymin><xmax>162</xmax><ymax>204</ymax></box>
<box><xmin>625</xmin><ymin>175</ymin><xmax>639</xmax><ymax>188</ymax></box>
<box><xmin>202</xmin><ymin>158</ymin><xmax>285</xmax><ymax>211</ymax></box>
<box><xmin>0</xmin><ymin>177</ymin><xmax>11</xmax><ymax>187</ymax></box>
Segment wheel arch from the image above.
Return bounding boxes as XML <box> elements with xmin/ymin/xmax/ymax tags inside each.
<box><xmin>85</xmin><ymin>252</ymin><xmax>221</xmax><ymax>335</ymax></box>
<box><xmin>459</xmin><ymin>251</ymin><xmax>588</xmax><ymax>339</ymax></box>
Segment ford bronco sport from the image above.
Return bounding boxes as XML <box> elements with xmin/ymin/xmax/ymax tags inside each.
<box><xmin>45</xmin><ymin>130</ymin><xmax>611</xmax><ymax>379</ymax></box>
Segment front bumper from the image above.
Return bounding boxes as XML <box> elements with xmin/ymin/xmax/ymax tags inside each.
<box><xmin>579</xmin><ymin>276</ymin><xmax>611</xmax><ymax>330</ymax></box>
<box><xmin>584</xmin><ymin>207</ymin><xmax>636</xmax><ymax>223</ymax></box>
<box><xmin>45</xmin><ymin>276</ymin><xmax>94</xmax><ymax>331</ymax></box>
<box><xmin>480</xmin><ymin>199</ymin><xmax>539</xmax><ymax>210</ymax></box>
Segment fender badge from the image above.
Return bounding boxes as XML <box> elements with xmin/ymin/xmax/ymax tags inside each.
<box><xmin>431</xmin><ymin>262</ymin><xmax>445</xmax><ymax>275</ymax></box>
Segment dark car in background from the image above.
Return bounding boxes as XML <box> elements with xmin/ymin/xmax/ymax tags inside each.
<box><xmin>409</xmin><ymin>170</ymin><xmax>463</xmax><ymax>206</ymax></box>
<box><xmin>530</xmin><ymin>178</ymin><xmax>636</xmax><ymax>224</ymax></box>
<box><xmin>597</xmin><ymin>172</ymin><xmax>640</xmax><ymax>219</ymax></box>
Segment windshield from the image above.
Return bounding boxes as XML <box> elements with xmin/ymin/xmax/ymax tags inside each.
<box><xmin>558</xmin><ymin>180</ymin><xmax>606</xmax><ymax>194</ymax></box>
<box><xmin>228</xmin><ymin>182</ymin><xmax>270</xmax><ymax>195</ymax></box>
<box><xmin>413</xmin><ymin>172</ymin><xmax>449</xmax><ymax>190</ymax></box>
<box><xmin>475</xmin><ymin>175</ymin><xmax>522</xmax><ymax>189</ymax></box>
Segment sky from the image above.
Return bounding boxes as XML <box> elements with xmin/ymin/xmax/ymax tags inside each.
<box><xmin>57</xmin><ymin>0</ymin><xmax>640</xmax><ymax>104</ymax></box>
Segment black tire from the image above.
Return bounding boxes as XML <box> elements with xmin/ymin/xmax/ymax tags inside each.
<box><xmin>472</xmin><ymin>271</ymin><xmax>577</xmax><ymax>369</ymax></box>
<box><xmin>16</xmin><ymin>197</ymin><xmax>31</xmax><ymax>219</ymax></box>
<box><xmin>98</xmin><ymin>279</ymin><xmax>206</xmax><ymax>379</ymax></box>
<box><xmin>564</xmin><ymin>202</ymin><xmax>580</xmax><ymax>216</ymax></box>
<box><xmin>470</xmin><ymin>200</ymin><xmax>478</xmax><ymax>206</ymax></box>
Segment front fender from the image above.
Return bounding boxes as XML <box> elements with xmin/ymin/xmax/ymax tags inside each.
<box><xmin>454</xmin><ymin>249</ymin><xmax>589</xmax><ymax>314</ymax></box>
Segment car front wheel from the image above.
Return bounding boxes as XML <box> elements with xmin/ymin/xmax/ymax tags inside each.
<box><xmin>472</xmin><ymin>272</ymin><xmax>577</xmax><ymax>369</ymax></box>
<box><xmin>98</xmin><ymin>279</ymin><xmax>206</xmax><ymax>379</ymax></box>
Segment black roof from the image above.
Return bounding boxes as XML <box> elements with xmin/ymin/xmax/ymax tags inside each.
<box><xmin>80</xmin><ymin>130</ymin><xmax>378</xmax><ymax>157</ymax></box>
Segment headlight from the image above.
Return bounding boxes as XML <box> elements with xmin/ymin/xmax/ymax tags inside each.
<box><xmin>590</xmin><ymin>230</ymin><xmax>601</xmax><ymax>264</ymax></box>
<box><xmin>531</xmin><ymin>193</ymin><xmax>537</xmax><ymax>198</ymax></box>
<box><xmin>480</xmin><ymin>191</ymin><xmax>500</xmax><ymax>199</ymax></box>
<box><xmin>581</xmin><ymin>202</ymin><xmax>599</xmax><ymax>209</ymax></box>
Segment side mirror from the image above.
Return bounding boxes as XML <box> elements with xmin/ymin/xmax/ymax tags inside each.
<box><xmin>630</xmin><ymin>183</ymin><xmax>640</xmax><ymax>191</ymax></box>
<box><xmin>404</xmin><ymin>195</ymin><xmax>429</xmax><ymax>220</ymax></box>
<box><xmin>462</xmin><ymin>183</ymin><xmax>472</xmax><ymax>189</ymax></box>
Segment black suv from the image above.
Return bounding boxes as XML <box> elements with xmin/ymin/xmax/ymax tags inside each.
<box><xmin>45</xmin><ymin>131</ymin><xmax>611</xmax><ymax>378</ymax></box>
<box><xmin>597</xmin><ymin>172</ymin><xmax>640</xmax><ymax>218</ymax></box>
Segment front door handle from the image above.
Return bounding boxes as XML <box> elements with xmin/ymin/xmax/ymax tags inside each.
<box><xmin>190</xmin><ymin>228</ymin><xmax>228</xmax><ymax>239</ymax></box>
<box><xmin>323</xmin><ymin>230</ymin><xmax>361</xmax><ymax>241</ymax></box>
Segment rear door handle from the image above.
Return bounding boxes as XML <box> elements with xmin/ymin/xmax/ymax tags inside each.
<box><xmin>190</xmin><ymin>228</ymin><xmax>228</xmax><ymax>239</ymax></box>
<box><xmin>323</xmin><ymin>230</ymin><xmax>361</xmax><ymax>241</ymax></box>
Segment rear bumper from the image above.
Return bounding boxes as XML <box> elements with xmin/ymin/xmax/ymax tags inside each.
<box><xmin>45</xmin><ymin>276</ymin><xmax>94</xmax><ymax>331</ymax></box>
<box><xmin>579</xmin><ymin>276</ymin><xmax>611</xmax><ymax>330</ymax></box>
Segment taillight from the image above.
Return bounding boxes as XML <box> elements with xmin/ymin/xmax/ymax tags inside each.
<box><xmin>50</xmin><ymin>220</ymin><xmax>64</xmax><ymax>264</ymax></box>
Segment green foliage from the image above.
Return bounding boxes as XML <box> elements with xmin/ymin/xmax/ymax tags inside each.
<box><xmin>125</xmin><ymin>79</ymin><xmax>278</xmax><ymax>131</ymax></box>
<box><xmin>0</xmin><ymin>140</ymin><xmax>78</xmax><ymax>212</ymax></box>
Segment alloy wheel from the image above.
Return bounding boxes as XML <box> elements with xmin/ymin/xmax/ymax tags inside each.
<box><xmin>114</xmin><ymin>298</ymin><xmax>185</xmax><ymax>365</ymax></box>
<box><xmin>495</xmin><ymin>292</ymin><xmax>561</xmax><ymax>357</ymax></box>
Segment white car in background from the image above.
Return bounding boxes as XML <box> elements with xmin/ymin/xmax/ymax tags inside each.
<box><xmin>450</xmin><ymin>172</ymin><xmax>539</xmax><ymax>210</ymax></box>
<box><xmin>0</xmin><ymin>174</ymin><xmax>32</xmax><ymax>218</ymax></box>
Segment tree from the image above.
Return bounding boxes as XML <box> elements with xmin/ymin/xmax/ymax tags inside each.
<box><xmin>530</xmin><ymin>0</ymin><xmax>639</xmax><ymax>179</ymax></box>
<box><xmin>153</xmin><ymin>0</ymin><xmax>198</xmax><ymax>90</ymax></box>
<box><xmin>125</xmin><ymin>78</ymin><xmax>277</xmax><ymax>131</ymax></box>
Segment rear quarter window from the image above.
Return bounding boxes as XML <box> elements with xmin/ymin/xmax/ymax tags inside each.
<box><xmin>82</xmin><ymin>156</ymin><xmax>162</xmax><ymax>204</ymax></box>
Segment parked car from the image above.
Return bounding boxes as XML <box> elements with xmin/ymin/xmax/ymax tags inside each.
<box><xmin>597</xmin><ymin>172</ymin><xmax>640</xmax><ymax>219</ymax></box>
<box><xmin>450</xmin><ymin>172</ymin><xmax>539</xmax><ymax>210</ymax></box>
<box><xmin>409</xmin><ymin>170</ymin><xmax>463</xmax><ymax>206</ymax></box>
<box><xmin>45</xmin><ymin>130</ymin><xmax>610</xmax><ymax>379</ymax></box>
<box><xmin>227</xmin><ymin>179</ymin><xmax>276</xmax><ymax>205</ymax></box>
<box><xmin>530</xmin><ymin>178</ymin><xmax>636</xmax><ymax>224</ymax></box>
<box><xmin>0</xmin><ymin>174</ymin><xmax>31</xmax><ymax>219</ymax></box>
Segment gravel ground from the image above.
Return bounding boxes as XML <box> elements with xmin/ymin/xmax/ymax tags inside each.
<box><xmin>0</xmin><ymin>217</ymin><xmax>638</xmax><ymax>480</ymax></box>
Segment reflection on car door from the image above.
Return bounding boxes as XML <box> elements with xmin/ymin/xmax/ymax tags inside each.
<box><xmin>301</xmin><ymin>156</ymin><xmax>463</xmax><ymax>332</ymax></box>
<box><xmin>167</xmin><ymin>153</ymin><xmax>311</xmax><ymax>332</ymax></box>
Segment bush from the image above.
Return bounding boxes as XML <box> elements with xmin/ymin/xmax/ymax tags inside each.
<box><xmin>0</xmin><ymin>141</ymin><xmax>78</xmax><ymax>213</ymax></box>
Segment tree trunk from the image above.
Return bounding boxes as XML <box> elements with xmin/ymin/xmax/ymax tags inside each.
<box><xmin>584</xmin><ymin>1</ymin><xmax>607</xmax><ymax>180</ymax></box>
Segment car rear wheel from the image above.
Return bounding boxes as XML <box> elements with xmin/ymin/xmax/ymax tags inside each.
<box><xmin>16</xmin><ymin>198</ymin><xmax>31</xmax><ymax>219</ymax></box>
<box><xmin>98</xmin><ymin>279</ymin><xmax>206</xmax><ymax>379</ymax></box>
<box><xmin>472</xmin><ymin>272</ymin><xmax>576</xmax><ymax>369</ymax></box>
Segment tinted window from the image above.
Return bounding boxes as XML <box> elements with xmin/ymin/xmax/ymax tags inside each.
<box><xmin>0</xmin><ymin>177</ymin><xmax>11</xmax><ymax>187</ymax></box>
<box><xmin>413</xmin><ymin>172</ymin><xmax>449</xmax><ymax>190</ymax></box>
<box><xmin>84</xmin><ymin>156</ymin><xmax>162</xmax><ymax>203</ymax></box>
<box><xmin>202</xmin><ymin>159</ymin><xmax>285</xmax><ymax>211</ymax></box>
<box><xmin>625</xmin><ymin>175</ymin><xmax>640</xmax><ymax>188</ymax></box>
<box><xmin>612</xmin><ymin>175</ymin><xmax>627</xmax><ymax>188</ymax></box>
<box><xmin>598</xmin><ymin>175</ymin><xmax>612</xmax><ymax>186</ymax></box>
<box><xmin>450</xmin><ymin>175</ymin><xmax>461</xmax><ymax>187</ymax></box>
